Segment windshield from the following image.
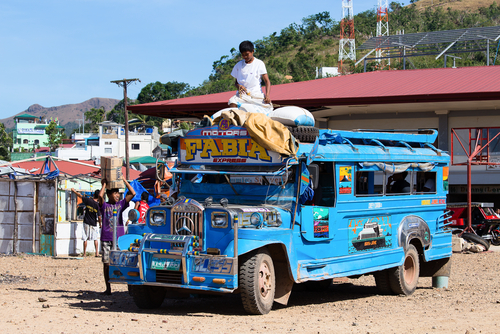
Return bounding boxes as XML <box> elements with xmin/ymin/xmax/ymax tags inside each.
<box><xmin>178</xmin><ymin>169</ymin><xmax>297</xmax><ymax>209</ymax></box>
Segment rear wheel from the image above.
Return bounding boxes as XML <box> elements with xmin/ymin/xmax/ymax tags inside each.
<box><xmin>128</xmin><ymin>285</ymin><xmax>166</xmax><ymax>309</ymax></box>
<box><xmin>461</xmin><ymin>232</ymin><xmax>490</xmax><ymax>251</ymax></box>
<box><xmin>374</xmin><ymin>270</ymin><xmax>392</xmax><ymax>294</ymax></box>
<box><xmin>286</xmin><ymin>126</ymin><xmax>319</xmax><ymax>143</ymax></box>
<box><xmin>239</xmin><ymin>249</ymin><xmax>275</xmax><ymax>315</ymax></box>
<box><xmin>389</xmin><ymin>244</ymin><xmax>420</xmax><ymax>295</ymax></box>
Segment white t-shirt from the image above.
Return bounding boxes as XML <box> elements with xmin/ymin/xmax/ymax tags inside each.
<box><xmin>424</xmin><ymin>179</ymin><xmax>435</xmax><ymax>192</ymax></box>
<box><xmin>231</xmin><ymin>58</ymin><xmax>267</xmax><ymax>97</ymax></box>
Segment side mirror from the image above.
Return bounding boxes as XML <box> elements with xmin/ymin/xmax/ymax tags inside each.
<box><xmin>307</xmin><ymin>164</ymin><xmax>320</xmax><ymax>190</ymax></box>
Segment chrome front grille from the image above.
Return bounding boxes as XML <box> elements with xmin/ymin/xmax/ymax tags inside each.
<box><xmin>170</xmin><ymin>200</ymin><xmax>204</xmax><ymax>249</ymax></box>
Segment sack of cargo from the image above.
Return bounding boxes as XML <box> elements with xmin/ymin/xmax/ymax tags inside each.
<box><xmin>270</xmin><ymin>106</ymin><xmax>315</xmax><ymax>127</ymax></box>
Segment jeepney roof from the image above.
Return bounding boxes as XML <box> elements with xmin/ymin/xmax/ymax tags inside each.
<box><xmin>296</xmin><ymin>129</ymin><xmax>449</xmax><ymax>164</ymax></box>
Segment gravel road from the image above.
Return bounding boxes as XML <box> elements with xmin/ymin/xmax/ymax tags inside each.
<box><xmin>0</xmin><ymin>248</ymin><xmax>499</xmax><ymax>333</ymax></box>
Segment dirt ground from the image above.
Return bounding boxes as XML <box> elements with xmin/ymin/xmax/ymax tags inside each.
<box><xmin>1</xmin><ymin>248</ymin><xmax>499</xmax><ymax>334</ymax></box>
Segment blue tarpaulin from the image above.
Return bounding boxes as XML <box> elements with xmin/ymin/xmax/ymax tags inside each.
<box><xmin>125</xmin><ymin>179</ymin><xmax>161</xmax><ymax>207</ymax></box>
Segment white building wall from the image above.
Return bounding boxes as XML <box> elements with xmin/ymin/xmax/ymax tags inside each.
<box><xmin>328</xmin><ymin>117</ymin><xmax>438</xmax><ymax>131</ymax></box>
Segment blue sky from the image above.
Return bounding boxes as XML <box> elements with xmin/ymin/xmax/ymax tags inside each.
<box><xmin>0</xmin><ymin>0</ymin><xmax>378</xmax><ymax>120</ymax></box>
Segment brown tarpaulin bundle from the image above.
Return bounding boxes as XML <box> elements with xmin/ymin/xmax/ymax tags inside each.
<box><xmin>213</xmin><ymin>109</ymin><xmax>298</xmax><ymax>158</ymax></box>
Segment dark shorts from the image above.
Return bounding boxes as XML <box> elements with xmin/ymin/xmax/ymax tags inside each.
<box><xmin>101</xmin><ymin>241</ymin><xmax>113</xmax><ymax>264</ymax></box>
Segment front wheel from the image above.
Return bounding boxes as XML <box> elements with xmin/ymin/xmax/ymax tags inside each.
<box><xmin>389</xmin><ymin>244</ymin><xmax>420</xmax><ymax>295</ymax></box>
<box><xmin>491</xmin><ymin>229</ymin><xmax>500</xmax><ymax>246</ymax></box>
<box><xmin>239</xmin><ymin>249</ymin><xmax>275</xmax><ymax>315</ymax></box>
<box><xmin>128</xmin><ymin>285</ymin><xmax>166</xmax><ymax>309</ymax></box>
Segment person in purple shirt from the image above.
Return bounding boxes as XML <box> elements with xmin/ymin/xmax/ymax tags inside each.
<box><xmin>98</xmin><ymin>176</ymin><xmax>136</xmax><ymax>295</ymax></box>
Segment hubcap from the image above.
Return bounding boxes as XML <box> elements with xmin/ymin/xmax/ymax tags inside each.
<box><xmin>403</xmin><ymin>255</ymin><xmax>415</xmax><ymax>284</ymax></box>
<box><xmin>258</xmin><ymin>261</ymin><xmax>272</xmax><ymax>298</ymax></box>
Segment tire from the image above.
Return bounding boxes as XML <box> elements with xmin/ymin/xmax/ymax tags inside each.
<box><xmin>491</xmin><ymin>229</ymin><xmax>500</xmax><ymax>246</ymax></box>
<box><xmin>286</xmin><ymin>126</ymin><xmax>319</xmax><ymax>143</ymax></box>
<box><xmin>374</xmin><ymin>270</ymin><xmax>392</xmax><ymax>294</ymax></box>
<box><xmin>461</xmin><ymin>232</ymin><xmax>490</xmax><ymax>251</ymax></box>
<box><xmin>389</xmin><ymin>244</ymin><xmax>420</xmax><ymax>295</ymax></box>
<box><xmin>239</xmin><ymin>249</ymin><xmax>276</xmax><ymax>315</ymax></box>
<box><xmin>128</xmin><ymin>285</ymin><xmax>166</xmax><ymax>309</ymax></box>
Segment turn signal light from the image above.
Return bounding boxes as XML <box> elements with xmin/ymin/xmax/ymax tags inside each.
<box><xmin>192</xmin><ymin>277</ymin><xmax>205</xmax><ymax>282</ymax></box>
<box><xmin>212</xmin><ymin>278</ymin><xmax>226</xmax><ymax>284</ymax></box>
<box><xmin>127</xmin><ymin>271</ymin><xmax>139</xmax><ymax>277</ymax></box>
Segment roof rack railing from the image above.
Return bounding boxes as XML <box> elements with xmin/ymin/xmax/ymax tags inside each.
<box><xmin>398</xmin><ymin>141</ymin><xmax>415</xmax><ymax>152</ymax></box>
<box><xmin>368</xmin><ymin>139</ymin><xmax>388</xmax><ymax>152</ymax></box>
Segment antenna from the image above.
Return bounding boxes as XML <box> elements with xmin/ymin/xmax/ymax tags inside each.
<box><xmin>376</xmin><ymin>0</ymin><xmax>390</xmax><ymax>67</ymax></box>
<box><xmin>339</xmin><ymin>0</ymin><xmax>356</xmax><ymax>73</ymax></box>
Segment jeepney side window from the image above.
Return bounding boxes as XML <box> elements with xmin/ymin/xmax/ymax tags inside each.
<box><xmin>355</xmin><ymin>169</ymin><xmax>384</xmax><ymax>196</ymax></box>
<box><xmin>314</xmin><ymin>162</ymin><xmax>335</xmax><ymax>207</ymax></box>
<box><xmin>414</xmin><ymin>171</ymin><xmax>437</xmax><ymax>193</ymax></box>
<box><xmin>386</xmin><ymin>171</ymin><xmax>412</xmax><ymax>195</ymax></box>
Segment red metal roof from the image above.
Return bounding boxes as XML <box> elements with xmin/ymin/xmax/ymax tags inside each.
<box><xmin>12</xmin><ymin>159</ymin><xmax>141</xmax><ymax>179</ymax></box>
<box><xmin>128</xmin><ymin>66</ymin><xmax>500</xmax><ymax>118</ymax></box>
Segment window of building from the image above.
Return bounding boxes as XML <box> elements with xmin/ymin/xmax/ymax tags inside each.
<box><xmin>105</xmin><ymin>141</ymin><xmax>112</xmax><ymax>145</ymax></box>
<box><xmin>34</xmin><ymin>139</ymin><xmax>39</xmax><ymax>145</ymax></box>
<box><xmin>23</xmin><ymin>139</ymin><xmax>28</xmax><ymax>144</ymax></box>
<box><xmin>132</xmin><ymin>143</ymin><xmax>140</xmax><ymax>150</ymax></box>
<box><xmin>17</xmin><ymin>139</ymin><xmax>21</xmax><ymax>144</ymax></box>
<box><xmin>104</xmin><ymin>148</ymin><xmax>112</xmax><ymax>154</ymax></box>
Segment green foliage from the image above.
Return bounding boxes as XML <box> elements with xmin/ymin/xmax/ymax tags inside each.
<box><xmin>84</xmin><ymin>107</ymin><xmax>106</xmax><ymax>133</ymax></box>
<box><xmin>137</xmin><ymin>81</ymin><xmax>190</xmax><ymax>104</ymax></box>
<box><xmin>139</xmin><ymin>2</ymin><xmax>500</xmax><ymax>103</ymax></box>
<box><xmin>43</xmin><ymin>121</ymin><xmax>63</xmax><ymax>151</ymax></box>
<box><xmin>0</xmin><ymin>123</ymin><xmax>12</xmax><ymax>160</ymax></box>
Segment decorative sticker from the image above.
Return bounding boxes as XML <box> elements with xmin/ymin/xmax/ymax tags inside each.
<box><xmin>348</xmin><ymin>216</ymin><xmax>392</xmax><ymax>253</ymax></box>
<box><xmin>339</xmin><ymin>166</ymin><xmax>352</xmax><ymax>194</ymax></box>
<box><xmin>443</xmin><ymin>166</ymin><xmax>449</xmax><ymax>191</ymax></box>
<box><xmin>313</xmin><ymin>207</ymin><xmax>329</xmax><ymax>238</ymax></box>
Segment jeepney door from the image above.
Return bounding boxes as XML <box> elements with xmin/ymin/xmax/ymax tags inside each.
<box><xmin>300</xmin><ymin>206</ymin><xmax>335</xmax><ymax>242</ymax></box>
<box><xmin>299</xmin><ymin>162</ymin><xmax>336</xmax><ymax>242</ymax></box>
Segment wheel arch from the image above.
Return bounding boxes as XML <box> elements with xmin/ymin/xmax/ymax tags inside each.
<box><xmin>397</xmin><ymin>215</ymin><xmax>431</xmax><ymax>252</ymax></box>
<box><xmin>239</xmin><ymin>243</ymin><xmax>294</xmax><ymax>306</ymax></box>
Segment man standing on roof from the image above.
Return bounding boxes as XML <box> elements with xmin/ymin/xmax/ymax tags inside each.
<box><xmin>71</xmin><ymin>188</ymin><xmax>101</xmax><ymax>257</ymax></box>
<box><xmin>229</xmin><ymin>40</ymin><xmax>271</xmax><ymax>108</ymax></box>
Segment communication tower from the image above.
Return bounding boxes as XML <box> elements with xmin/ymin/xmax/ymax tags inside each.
<box><xmin>376</xmin><ymin>0</ymin><xmax>390</xmax><ymax>66</ymax></box>
<box><xmin>339</xmin><ymin>0</ymin><xmax>356</xmax><ymax>72</ymax></box>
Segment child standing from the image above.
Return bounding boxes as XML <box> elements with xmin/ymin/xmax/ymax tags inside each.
<box><xmin>98</xmin><ymin>176</ymin><xmax>136</xmax><ymax>295</ymax></box>
<box><xmin>229</xmin><ymin>40</ymin><xmax>271</xmax><ymax>108</ymax></box>
<box><xmin>134</xmin><ymin>191</ymin><xmax>150</xmax><ymax>224</ymax></box>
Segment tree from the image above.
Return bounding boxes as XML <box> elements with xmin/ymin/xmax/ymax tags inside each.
<box><xmin>44</xmin><ymin>121</ymin><xmax>63</xmax><ymax>151</ymax></box>
<box><xmin>84</xmin><ymin>107</ymin><xmax>106</xmax><ymax>133</ymax></box>
<box><xmin>137</xmin><ymin>81</ymin><xmax>191</xmax><ymax>104</ymax></box>
<box><xmin>0</xmin><ymin>123</ymin><xmax>12</xmax><ymax>160</ymax></box>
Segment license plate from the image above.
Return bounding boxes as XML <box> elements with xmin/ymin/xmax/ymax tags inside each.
<box><xmin>151</xmin><ymin>257</ymin><xmax>181</xmax><ymax>271</ymax></box>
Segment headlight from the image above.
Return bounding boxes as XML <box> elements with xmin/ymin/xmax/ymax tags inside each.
<box><xmin>150</xmin><ymin>210</ymin><xmax>166</xmax><ymax>226</ymax></box>
<box><xmin>250</xmin><ymin>212</ymin><xmax>263</xmax><ymax>226</ymax></box>
<box><xmin>211</xmin><ymin>212</ymin><xmax>228</xmax><ymax>228</ymax></box>
<box><xmin>128</xmin><ymin>209</ymin><xmax>140</xmax><ymax>223</ymax></box>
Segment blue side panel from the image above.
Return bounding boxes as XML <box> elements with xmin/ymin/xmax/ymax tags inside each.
<box><xmin>424</xmin><ymin>232</ymin><xmax>452</xmax><ymax>261</ymax></box>
<box><xmin>297</xmin><ymin>248</ymin><xmax>405</xmax><ymax>280</ymax></box>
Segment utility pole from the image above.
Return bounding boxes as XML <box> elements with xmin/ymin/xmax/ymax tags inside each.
<box><xmin>110</xmin><ymin>78</ymin><xmax>141</xmax><ymax>180</ymax></box>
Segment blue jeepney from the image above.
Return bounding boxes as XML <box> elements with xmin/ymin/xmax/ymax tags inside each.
<box><xmin>109</xmin><ymin>124</ymin><xmax>452</xmax><ymax>314</ymax></box>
